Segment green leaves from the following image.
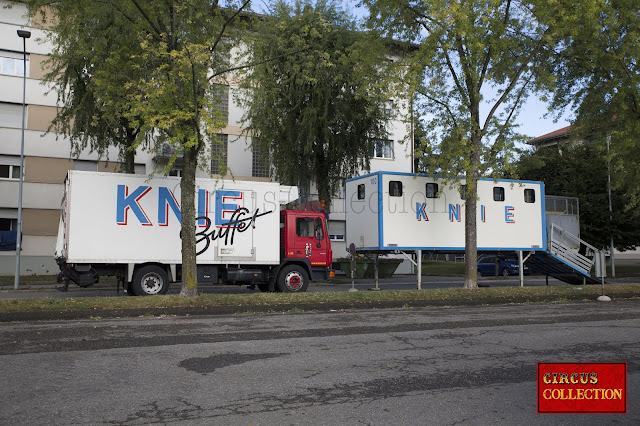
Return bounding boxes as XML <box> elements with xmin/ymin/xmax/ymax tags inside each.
<box><xmin>239</xmin><ymin>0</ymin><xmax>395</xmax><ymax>207</ymax></box>
<box><xmin>550</xmin><ymin>0</ymin><xmax>640</xmax><ymax>208</ymax></box>
<box><xmin>518</xmin><ymin>142</ymin><xmax>640</xmax><ymax>251</ymax></box>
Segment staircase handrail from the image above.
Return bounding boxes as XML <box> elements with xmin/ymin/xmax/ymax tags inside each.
<box><xmin>548</xmin><ymin>224</ymin><xmax>597</xmax><ymax>274</ymax></box>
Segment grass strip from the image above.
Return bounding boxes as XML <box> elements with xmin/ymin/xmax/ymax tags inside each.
<box><xmin>0</xmin><ymin>284</ymin><xmax>638</xmax><ymax>315</ymax></box>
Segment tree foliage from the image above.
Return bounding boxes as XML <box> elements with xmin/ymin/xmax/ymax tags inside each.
<box><xmin>27</xmin><ymin>0</ymin><xmax>250</xmax><ymax>297</ymax></box>
<box><xmin>550</xmin><ymin>0</ymin><xmax>640</xmax><ymax>207</ymax></box>
<box><xmin>24</xmin><ymin>0</ymin><xmax>148</xmax><ymax>172</ymax></box>
<box><xmin>362</xmin><ymin>0</ymin><xmax>596</xmax><ymax>288</ymax></box>
<box><xmin>517</xmin><ymin>143</ymin><xmax>640</xmax><ymax>251</ymax></box>
<box><xmin>239</xmin><ymin>0</ymin><xmax>395</xmax><ymax>208</ymax></box>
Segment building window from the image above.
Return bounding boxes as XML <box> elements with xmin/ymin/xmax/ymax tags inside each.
<box><xmin>0</xmin><ymin>50</ymin><xmax>29</xmax><ymax>77</ymax></box>
<box><xmin>252</xmin><ymin>146</ymin><xmax>270</xmax><ymax>178</ymax></box>
<box><xmin>0</xmin><ymin>218</ymin><xmax>17</xmax><ymax>231</ymax></box>
<box><xmin>73</xmin><ymin>160</ymin><xmax>98</xmax><ymax>171</ymax></box>
<box><xmin>0</xmin><ymin>102</ymin><xmax>23</xmax><ymax>128</ymax></box>
<box><xmin>426</xmin><ymin>183</ymin><xmax>439</xmax><ymax>198</ymax></box>
<box><xmin>329</xmin><ymin>220</ymin><xmax>345</xmax><ymax>241</ymax></box>
<box><xmin>0</xmin><ymin>156</ymin><xmax>21</xmax><ymax>180</ymax></box>
<box><xmin>357</xmin><ymin>184</ymin><xmax>365</xmax><ymax>200</ymax></box>
<box><xmin>460</xmin><ymin>184</ymin><xmax>467</xmax><ymax>200</ymax></box>
<box><xmin>213</xmin><ymin>85</ymin><xmax>229</xmax><ymax>125</ymax></box>
<box><xmin>372</xmin><ymin>139</ymin><xmax>394</xmax><ymax>159</ymax></box>
<box><xmin>169</xmin><ymin>169</ymin><xmax>181</xmax><ymax>177</ymax></box>
<box><xmin>211</xmin><ymin>134</ymin><xmax>228</xmax><ymax>175</ymax></box>
<box><xmin>0</xmin><ymin>165</ymin><xmax>20</xmax><ymax>180</ymax></box>
<box><xmin>524</xmin><ymin>189</ymin><xmax>536</xmax><ymax>203</ymax></box>
<box><xmin>134</xmin><ymin>163</ymin><xmax>146</xmax><ymax>175</ymax></box>
<box><xmin>389</xmin><ymin>180</ymin><xmax>402</xmax><ymax>197</ymax></box>
<box><xmin>493</xmin><ymin>187</ymin><xmax>505</xmax><ymax>202</ymax></box>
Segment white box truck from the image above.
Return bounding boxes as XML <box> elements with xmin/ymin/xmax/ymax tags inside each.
<box><xmin>55</xmin><ymin>171</ymin><xmax>333</xmax><ymax>295</ymax></box>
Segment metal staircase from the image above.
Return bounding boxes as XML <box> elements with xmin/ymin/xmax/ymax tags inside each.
<box><xmin>525</xmin><ymin>224</ymin><xmax>601</xmax><ymax>284</ymax></box>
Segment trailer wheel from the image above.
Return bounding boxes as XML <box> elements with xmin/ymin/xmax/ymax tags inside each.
<box><xmin>277</xmin><ymin>265</ymin><xmax>309</xmax><ymax>293</ymax></box>
<box><xmin>131</xmin><ymin>265</ymin><xmax>170</xmax><ymax>296</ymax></box>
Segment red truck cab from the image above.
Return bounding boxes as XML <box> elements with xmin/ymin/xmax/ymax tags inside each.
<box><xmin>277</xmin><ymin>210</ymin><xmax>332</xmax><ymax>291</ymax></box>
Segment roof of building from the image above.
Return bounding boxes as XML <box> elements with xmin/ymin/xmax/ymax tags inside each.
<box><xmin>528</xmin><ymin>125</ymin><xmax>573</xmax><ymax>145</ymax></box>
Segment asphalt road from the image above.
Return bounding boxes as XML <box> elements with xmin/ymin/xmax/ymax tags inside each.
<box><xmin>1</xmin><ymin>301</ymin><xmax>638</xmax><ymax>424</ymax></box>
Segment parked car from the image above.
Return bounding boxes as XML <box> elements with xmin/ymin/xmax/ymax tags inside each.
<box><xmin>477</xmin><ymin>256</ymin><xmax>531</xmax><ymax>277</ymax></box>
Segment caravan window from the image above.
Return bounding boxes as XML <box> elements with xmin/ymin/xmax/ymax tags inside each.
<box><xmin>426</xmin><ymin>183</ymin><xmax>439</xmax><ymax>198</ymax></box>
<box><xmin>524</xmin><ymin>189</ymin><xmax>536</xmax><ymax>203</ymax></box>
<box><xmin>493</xmin><ymin>187</ymin><xmax>505</xmax><ymax>202</ymax></box>
<box><xmin>389</xmin><ymin>181</ymin><xmax>402</xmax><ymax>197</ymax></box>
<box><xmin>357</xmin><ymin>184</ymin><xmax>365</xmax><ymax>200</ymax></box>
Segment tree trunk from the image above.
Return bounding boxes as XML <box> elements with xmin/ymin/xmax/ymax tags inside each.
<box><xmin>464</xmin><ymin>134</ymin><xmax>482</xmax><ymax>290</ymax></box>
<box><xmin>464</xmin><ymin>177</ymin><xmax>478</xmax><ymax>289</ymax></box>
<box><xmin>120</xmin><ymin>126</ymin><xmax>137</xmax><ymax>174</ymax></box>
<box><xmin>180</xmin><ymin>144</ymin><xmax>199</xmax><ymax>298</ymax></box>
<box><xmin>121</xmin><ymin>144</ymin><xmax>135</xmax><ymax>174</ymax></box>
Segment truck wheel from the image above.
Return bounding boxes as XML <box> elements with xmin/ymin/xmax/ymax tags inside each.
<box><xmin>277</xmin><ymin>265</ymin><xmax>309</xmax><ymax>293</ymax></box>
<box><xmin>131</xmin><ymin>265</ymin><xmax>170</xmax><ymax>296</ymax></box>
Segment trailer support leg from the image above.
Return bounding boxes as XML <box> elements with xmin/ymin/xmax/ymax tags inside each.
<box><xmin>417</xmin><ymin>249</ymin><xmax>422</xmax><ymax>290</ymax></box>
<box><xmin>518</xmin><ymin>250</ymin><xmax>524</xmax><ymax>287</ymax></box>
<box><xmin>370</xmin><ymin>254</ymin><xmax>380</xmax><ymax>291</ymax></box>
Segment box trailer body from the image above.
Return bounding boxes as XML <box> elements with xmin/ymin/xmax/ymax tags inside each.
<box><xmin>56</xmin><ymin>171</ymin><xmax>332</xmax><ymax>294</ymax></box>
<box><xmin>345</xmin><ymin>172</ymin><xmax>546</xmax><ymax>252</ymax></box>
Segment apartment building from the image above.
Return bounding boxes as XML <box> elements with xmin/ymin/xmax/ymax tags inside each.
<box><xmin>0</xmin><ymin>1</ymin><xmax>413</xmax><ymax>275</ymax></box>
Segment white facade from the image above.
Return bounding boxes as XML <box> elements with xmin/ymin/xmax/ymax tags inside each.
<box><xmin>0</xmin><ymin>1</ymin><xmax>413</xmax><ymax>275</ymax></box>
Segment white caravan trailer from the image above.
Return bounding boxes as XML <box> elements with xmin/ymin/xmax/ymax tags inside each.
<box><xmin>345</xmin><ymin>172</ymin><xmax>546</xmax><ymax>253</ymax></box>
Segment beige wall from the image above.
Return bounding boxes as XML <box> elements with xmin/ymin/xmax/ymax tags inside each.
<box><xmin>211</xmin><ymin>174</ymin><xmax>271</xmax><ymax>182</ymax></box>
<box><xmin>98</xmin><ymin>161</ymin><xmax>119</xmax><ymax>173</ymax></box>
<box><xmin>22</xmin><ymin>208</ymin><xmax>59</xmax><ymax>235</ymax></box>
<box><xmin>27</xmin><ymin>104</ymin><xmax>58</xmax><ymax>132</ymax></box>
<box><xmin>24</xmin><ymin>156</ymin><xmax>71</xmax><ymax>183</ymax></box>
<box><xmin>29</xmin><ymin>53</ymin><xmax>49</xmax><ymax>80</ymax></box>
<box><xmin>221</xmin><ymin>125</ymin><xmax>245</xmax><ymax>136</ymax></box>
<box><xmin>30</xmin><ymin>6</ymin><xmax>58</xmax><ymax>30</ymax></box>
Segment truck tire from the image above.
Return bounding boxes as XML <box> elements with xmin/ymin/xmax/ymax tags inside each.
<box><xmin>131</xmin><ymin>265</ymin><xmax>170</xmax><ymax>296</ymax></box>
<box><xmin>277</xmin><ymin>265</ymin><xmax>309</xmax><ymax>293</ymax></box>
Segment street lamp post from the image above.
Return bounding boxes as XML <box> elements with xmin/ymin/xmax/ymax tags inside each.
<box><xmin>15</xmin><ymin>29</ymin><xmax>31</xmax><ymax>290</ymax></box>
<box><xmin>606</xmin><ymin>134</ymin><xmax>615</xmax><ymax>277</ymax></box>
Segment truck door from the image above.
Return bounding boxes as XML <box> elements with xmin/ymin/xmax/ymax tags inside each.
<box><xmin>292</xmin><ymin>215</ymin><xmax>331</xmax><ymax>267</ymax></box>
<box><xmin>214</xmin><ymin>190</ymin><xmax>255</xmax><ymax>259</ymax></box>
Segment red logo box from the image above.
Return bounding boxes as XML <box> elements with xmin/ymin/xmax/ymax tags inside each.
<box><xmin>537</xmin><ymin>362</ymin><xmax>627</xmax><ymax>414</ymax></box>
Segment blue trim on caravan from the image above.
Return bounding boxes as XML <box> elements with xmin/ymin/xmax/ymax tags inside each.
<box><xmin>357</xmin><ymin>246</ymin><xmax>546</xmax><ymax>252</ymax></box>
<box><xmin>540</xmin><ymin>183</ymin><xmax>547</xmax><ymax>251</ymax></box>
<box><xmin>377</xmin><ymin>171</ymin><xmax>384</xmax><ymax>249</ymax></box>
<box><xmin>345</xmin><ymin>171</ymin><xmax>380</xmax><ymax>183</ymax></box>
